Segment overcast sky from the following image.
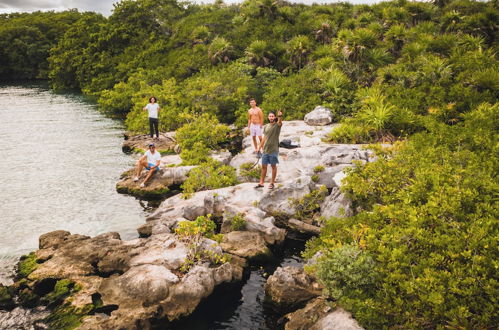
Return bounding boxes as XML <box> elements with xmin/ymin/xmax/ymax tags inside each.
<box><xmin>0</xmin><ymin>0</ymin><xmax>378</xmax><ymax>16</ymax></box>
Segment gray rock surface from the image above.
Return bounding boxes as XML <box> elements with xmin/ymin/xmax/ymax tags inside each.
<box><xmin>122</xmin><ymin>132</ymin><xmax>177</xmax><ymax>153</ymax></box>
<box><xmin>220</xmin><ymin>231</ymin><xmax>270</xmax><ymax>259</ymax></box>
<box><xmin>321</xmin><ymin>187</ymin><xmax>353</xmax><ymax>219</ymax></box>
<box><xmin>265</xmin><ymin>266</ymin><xmax>322</xmax><ymax>313</ymax></box>
<box><xmin>304</xmin><ymin>106</ymin><xmax>333</xmax><ymax>126</ymax></box>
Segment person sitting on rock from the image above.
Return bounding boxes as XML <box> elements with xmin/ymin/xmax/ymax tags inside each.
<box><xmin>256</xmin><ymin>110</ymin><xmax>283</xmax><ymax>189</ymax></box>
<box><xmin>133</xmin><ymin>143</ymin><xmax>161</xmax><ymax>187</ymax></box>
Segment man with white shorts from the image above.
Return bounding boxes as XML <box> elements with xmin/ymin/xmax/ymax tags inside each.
<box><xmin>247</xmin><ymin>98</ymin><xmax>264</xmax><ymax>153</ymax></box>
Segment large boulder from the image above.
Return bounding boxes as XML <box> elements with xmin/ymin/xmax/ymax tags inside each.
<box><xmin>321</xmin><ymin>187</ymin><xmax>353</xmax><ymax>219</ymax></box>
<box><xmin>312</xmin><ymin>308</ymin><xmax>364</xmax><ymax>330</ymax></box>
<box><xmin>304</xmin><ymin>106</ymin><xmax>333</xmax><ymax>126</ymax></box>
<box><xmin>220</xmin><ymin>231</ymin><xmax>271</xmax><ymax>260</ymax></box>
<box><xmin>116</xmin><ymin>165</ymin><xmax>194</xmax><ymax>199</ymax></box>
<box><xmin>284</xmin><ymin>298</ymin><xmax>364</xmax><ymax>330</ymax></box>
<box><xmin>284</xmin><ymin>297</ymin><xmax>332</xmax><ymax>330</ymax></box>
<box><xmin>265</xmin><ymin>266</ymin><xmax>322</xmax><ymax>313</ymax></box>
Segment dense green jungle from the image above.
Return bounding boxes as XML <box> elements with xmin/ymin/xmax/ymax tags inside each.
<box><xmin>1</xmin><ymin>0</ymin><xmax>497</xmax><ymax>328</ymax></box>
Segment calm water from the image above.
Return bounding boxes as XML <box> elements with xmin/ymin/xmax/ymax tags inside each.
<box><xmin>0</xmin><ymin>83</ymin><xmax>147</xmax><ymax>284</ymax></box>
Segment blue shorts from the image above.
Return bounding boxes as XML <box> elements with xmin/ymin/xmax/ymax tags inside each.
<box><xmin>145</xmin><ymin>162</ymin><xmax>159</xmax><ymax>172</ymax></box>
<box><xmin>262</xmin><ymin>152</ymin><xmax>279</xmax><ymax>165</ymax></box>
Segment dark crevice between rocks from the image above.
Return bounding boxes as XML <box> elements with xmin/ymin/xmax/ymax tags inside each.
<box><xmin>33</xmin><ymin>278</ymin><xmax>57</xmax><ymax>297</ymax></box>
<box><xmin>91</xmin><ymin>293</ymin><xmax>118</xmax><ymax>316</ymax></box>
<box><xmin>166</xmin><ymin>236</ymin><xmax>307</xmax><ymax>330</ymax></box>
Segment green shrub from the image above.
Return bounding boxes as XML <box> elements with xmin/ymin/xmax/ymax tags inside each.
<box><xmin>175</xmin><ymin>215</ymin><xmax>229</xmax><ymax>272</ymax></box>
<box><xmin>176</xmin><ymin>114</ymin><xmax>231</xmax><ymax>165</ymax></box>
<box><xmin>308</xmin><ymin>103</ymin><xmax>498</xmax><ymax>328</ymax></box>
<box><xmin>239</xmin><ymin>162</ymin><xmax>261</xmax><ymax>181</ymax></box>
<box><xmin>230</xmin><ymin>213</ymin><xmax>247</xmax><ymax>231</ymax></box>
<box><xmin>181</xmin><ymin>160</ymin><xmax>238</xmax><ymax>198</ymax></box>
<box><xmin>289</xmin><ymin>185</ymin><xmax>328</xmax><ymax>221</ymax></box>
<box><xmin>313</xmin><ymin>165</ymin><xmax>325</xmax><ymax>173</ymax></box>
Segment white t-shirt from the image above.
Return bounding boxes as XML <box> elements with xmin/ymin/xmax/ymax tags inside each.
<box><xmin>145</xmin><ymin>150</ymin><xmax>161</xmax><ymax>165</ymax></box>
<box><xmin>145</xmin><ymin>103</ymin><xmax>160</xmax><ymax>119</ymax></box>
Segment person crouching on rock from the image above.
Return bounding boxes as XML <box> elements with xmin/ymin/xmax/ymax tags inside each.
<box><xmin>133</xmin><ymin>143</ymin><xmax>161</xmax><ymax>188</ymax></box>
<box><xmin>143</xmin><ymin>96</ymin><xmax>160</xmax><ymax>139</ymax></box>
<box><xmin>256</xmin><ymin>110</ymin><xmax>283</xmax><ymax>189</ymax></box>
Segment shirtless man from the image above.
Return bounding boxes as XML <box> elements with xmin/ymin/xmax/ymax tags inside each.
<box><xmin>247</xmin><ymin>98</ymin><xmax>264</xmax><ymax>153</ymax></box>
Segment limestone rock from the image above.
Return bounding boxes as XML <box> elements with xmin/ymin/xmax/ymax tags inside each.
<box><xmin>122</xmin><ymin>132</ymin><xmax>176</xmax><ymax>153</ymax></box>
<box><xmin>220</xmin><ymin>231</ymin><xmax>270</xmax><ymax>260</ymax></box>
<box><xmin>321</xmin><ymin>187</ymin><xmax>353</xmax><ymax>219</ymax></box>
<box><xmin>312</xmin><ymin>308</ymin><xmax>364</xmax><ymax>330</ymax></box>
<box><xmin>265</xmin><ymin>266</ymin><xmax>322</xmax><ymax>313</ymax></box>
<box><xmin>284</xmin><ymin>297</ymin><xmax>332</xmax><ymax>330</ymax></box>
<box><xmin>39</xmin><ymin>230</ymin><xmax>71</xmax><ymax>249</ymax></box>
<box><xmin>259</xmin><ymin>176</ymin><xmax>314</xmax><ymax>215</ymax></box>
<box><xmin>116</xmin><ymin>165</ymin><xmax>194</xmax><ymax>199</ymax></box>
<box><xmin>304</xmin><ymin>106</ymin><xmax>333</xmax><ymax>126</ymax></box>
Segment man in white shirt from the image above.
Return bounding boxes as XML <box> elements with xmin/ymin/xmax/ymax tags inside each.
<box><xmin>143</xmin><ymin>96</ymin><xmax>160</xmax><ymax>139</ymax></box>
<box><xmin>133</xmin><ymin>143</ymin><xmax>161</xmax><ymax>187</ymax></box>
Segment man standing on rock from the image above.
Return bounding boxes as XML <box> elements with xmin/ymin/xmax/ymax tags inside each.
<box><xmin>247</xmin><ymin>98</ymin><xmax>264</xmax><ymax>153</ymax></box>
<box><xmin>143</xmin><ymin>96</ymin><xmax>160</xmax><ymax>139</ymax></box>
<box><xmin>256</xmin><ymin>110</ymin><xmax>283</xmax><ymax>189</ymax></box>
<box><xmin>133</xmin><ymin>143</ymin><xmax>161</xmax><ymax>188</ymax></box>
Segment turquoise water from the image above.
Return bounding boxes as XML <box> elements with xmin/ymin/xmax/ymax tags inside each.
<box><xmin>0</xmin><ymin>83</ymin><xmax>147</xmax><ymax>284</ymax></box>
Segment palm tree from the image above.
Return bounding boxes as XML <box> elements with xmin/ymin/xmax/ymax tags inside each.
<box><xmin>286</xmin><ymin>35</ymin><xmax>313</xmax><ymax>70</ymax></box>
<box><xmin>315</xmin><ymin>22</ymin><xmax>334</xmax><ymax>45</ymax></box>
<box><xmin>257</xmin><ymin>0</ymin><xmax>279</xmax><ymax>19</ymax></box>
<box><xmin>208</xmin><ymin>37</ymin><xmax>233</xmax><ymax>64</ymax></box>
<box><xmin>245</xmin><ymin>40</ymin><xmax>273</xmax><ymax>67</ymax></box>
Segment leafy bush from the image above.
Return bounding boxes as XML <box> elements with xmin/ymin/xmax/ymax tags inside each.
<box><xmin>307</xmin><ymin>103</ymin><xmax>498</xmax><ymax>328</ymax></box>
<box><xmin>181</xmin><ymin>160</ymin><xmax>238</xmax><ymax>198</ymax></box>
<box><xmin>230</xmin><ymin>213</ymin><xmax>247</xmax><ymax>231</ymax></box>
<box><xmin>175</xmin><ymin>114</ymin><xmax>231</xmax><ymax>165</ymax></box>
<box><xmin>175</xmin><ymin>215</ymin><xmax>228</xmax><ymax>272</ymax></box>
<box><xmin>289</xmin><ymin>185</ymin><xmax>328</xmax><ymax>221</ymax></box>
<box><xmin>239</xmin><ymin>162</ymin><xmax>261</xmax><ymax>181</ymax></box>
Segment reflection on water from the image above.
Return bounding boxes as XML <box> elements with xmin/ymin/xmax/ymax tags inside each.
<box><xmin>0</xmin><ymin>83</ymin><xmax>147</xmax><ymax>284</ymax></box>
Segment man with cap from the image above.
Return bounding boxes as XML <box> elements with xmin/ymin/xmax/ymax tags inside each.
<box><xmin>133</xmin><ymin>143</ymin><xmax>161</xmax><ymax>187</ymax></box>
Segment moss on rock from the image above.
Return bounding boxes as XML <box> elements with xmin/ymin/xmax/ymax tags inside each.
<box><xmin>17</xmin><ymin>252</ymin><xmax>39</xmax><ymax>279</ymax></box>
<box><xmin>0</xmin><ymin>284</ymin><xmax>15</xmax><ymax>310</ymax></box>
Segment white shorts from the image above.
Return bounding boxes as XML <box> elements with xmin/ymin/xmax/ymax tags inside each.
<box><xmin>250</xmin><ymin>123</ymin><xmax>263</xmax><ymax>137</ymax></box>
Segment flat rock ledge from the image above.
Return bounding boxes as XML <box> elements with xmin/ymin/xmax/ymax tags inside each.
<box><xmin>116</xmin><ymin>165</ymin><xmax>194</xmax><ymax>199</ymax></box>
<box><xmin>122</xmin><ymin>132</ymin><xmax>177</xmax><ymax>154</ymax></box>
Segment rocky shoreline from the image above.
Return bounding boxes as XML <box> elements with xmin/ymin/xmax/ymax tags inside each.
<box><xmin>1</xmin><ymin>107</ymin><xmax>367</xmax><ymax>329</ymax></box>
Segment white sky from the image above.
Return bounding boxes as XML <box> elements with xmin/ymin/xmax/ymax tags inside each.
<box><xmin>0</xmin><ymin>0</ymin><xmax>379</xmax><ymax>17</ymax></box>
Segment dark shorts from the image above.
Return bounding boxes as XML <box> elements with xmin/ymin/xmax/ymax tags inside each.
<box><xmin>262</xmin><ymin>152</ymin><xmax>279</xmax><ymax>165</ymax></box>
<box><xmin>145</xmin><ymin>162</ymin><xmax>159</xmax><ymax>172</ymax></box>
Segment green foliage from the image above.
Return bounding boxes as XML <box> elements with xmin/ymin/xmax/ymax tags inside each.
<box><xmin>313</xmin><ymin>165</ymin><xmax>325</xmax><ymax>173</ymax></box>
<box><xmin>308</xmin><ymin>103</ymin><xmax>498</xmax><ymax>328</ymax></box>
<box><xmin>230</xmin><ymin>213</ymin><xmax>247</xmax><ymax>231</ymax></box>
<box><xmin>239</xmin><ymin>162</ymin><xmax>261</xmax><ymax>181</ymax></box>
<box><xmin>175</xmin><ymin>215</ymin><xmax>229</xmax><ymax>272</ymax></box>
<box><xmin>0</xmin><ymin>10</ymin><xmax>84</xmax><ymax>79</ymax></box>
<box><xmin>17</xmin><ymin>252</ymin><xmax>38</xmax><ymax>279</ymax></box>
<box><xmin>175</xmin><ymin>114</ymin><xmax>231</xmax><ymax>165</ymax></box>
<box><xmin>289</xmin><ymin>185</ymin><xmax>328</xmax><ymax>221</ymax></box>
<box><xmin>181</xmin><ymin>160</ymin><xmax>238</xmax><ymax>197</ymax></box>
